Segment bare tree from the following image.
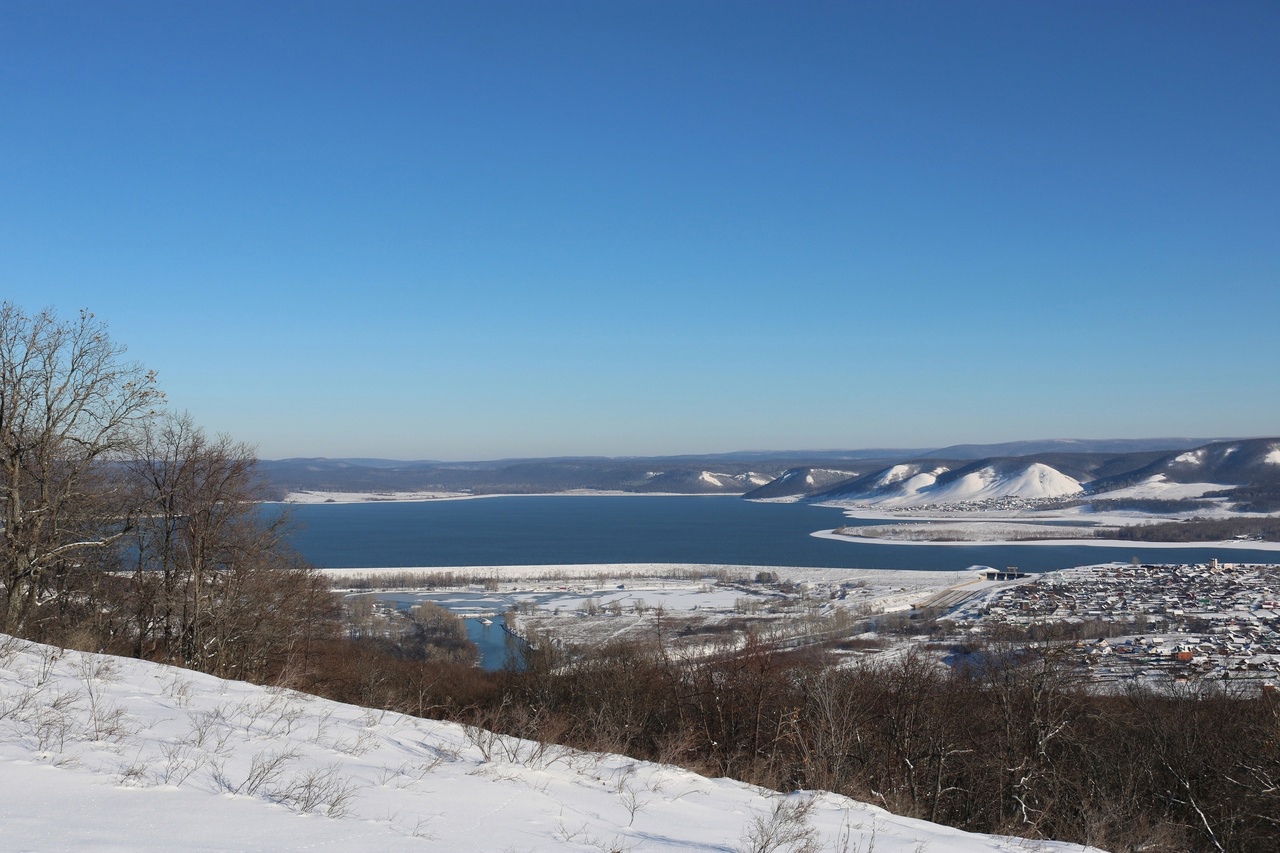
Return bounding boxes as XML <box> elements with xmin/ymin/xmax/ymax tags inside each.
<box><xmin>0</xmin><ymin>304</ymin><xmax>162</xmax><ymax>635</ymax></box>
<box><xmin>126</xmin><ymin>412</ymin><xmax>333</xmax><ymax>679</ymax></box>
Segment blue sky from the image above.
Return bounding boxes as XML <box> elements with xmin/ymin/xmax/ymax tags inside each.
<box><xmin>3</xmin><ymin>1</ymin><xmax>1277</xmax><ymax>460</ymax></box>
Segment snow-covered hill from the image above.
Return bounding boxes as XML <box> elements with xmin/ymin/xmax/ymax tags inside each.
<box><xmin>736</xmin><ymin>438</ymin><xmax>1280</xmax><ymax>508</ymax></box>
<box><xmin>742</xmin><ymin>467</ymin><xmax>861</xmax><ymax>500</ymax></box>
<box><xmin>925</xmin><ymin>462</ymin><xmax>1083</xmax><ymax>504</ymax></box>
<box><xmin>1090</xmin><ymin>437</ymin><xmax>1280</xmax><ymax>492</ymax></box>
<box><xmin>0</xmin><ymin>636</ymin><xmax>1105</xmax><ymax>852</ymax></box>
<box><xmin>810</xmin><ymin>459</ymin><xmax>1084</xmax><ymax>507</ymax></box>
<box><xmin>809</xmin><ymin>463</ymin><xmax>948</xmax><ymax>504</ymax></box>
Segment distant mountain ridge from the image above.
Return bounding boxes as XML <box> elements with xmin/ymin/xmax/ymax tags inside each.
<box><xmin>258</xmin><ymin>455</ymin><xmax>836</xmax><ymax>498</ymax></box>
<box><xmin>919</xmin><ymin>437</ymin><xmax>1219</xmax><ymax>459</ymax></box>
<box><xmin>260</xmin><ymin>438</ymin><xmax>1280</xmax><ymax>507</ymax></box>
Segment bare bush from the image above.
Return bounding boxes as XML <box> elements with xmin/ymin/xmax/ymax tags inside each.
<box><xmin>269</xmin><ymin>763</ymin><xmax>361</xmax><ymax>817</ymax></box>
<box><xmin>184</xmin><ymin>708</ymin><xmax>235</xmax><ymax>756</ymax></box>
<box><xmin>160</xmin><ymin>671</ymin><xmax>196</xmax><ymax>708</ymax></box>
<box><xmin>613</xmin><ymin>765</ymin><xmax>654</xmax><ymax>826</ymax></box>
<box><xmin>157</xmin><ymin>741</ymin><xmax>206</xmax><ymax>786</ymax></box>
<box><xmin>0</xmin><ymin>632</ymin><xmax>29</xmax><ymax>667</ymax></box>
<box><xmin>31</xmin><ymin>691</ymin><xmax>81</xmax><ymax>753</ymax></box>
<box><xmin>212</xmin><ymin>747</ymin><xmax>302</xmax><ymax>796</ymax></box>
<box><xmin>76</xmin><ymin>654</ymin><xmax>133</xmax><ymax>743</ymax></box>
<box><xmin>736</xmin><ymin>796</ymin><xmax>820</xmax><ymax>853</ymax></box>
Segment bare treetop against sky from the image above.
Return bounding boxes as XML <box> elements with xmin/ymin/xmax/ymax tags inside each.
<box><xmin>3</xmin><ymin>2</ymin><xmax>1277</xmax><ymax>460</ymax></box>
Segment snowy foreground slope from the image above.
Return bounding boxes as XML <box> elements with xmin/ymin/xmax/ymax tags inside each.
<box><xmin>0</xmin><ymin>637</ymin><xmax>1101</xmax><ymax>853</ymax></box>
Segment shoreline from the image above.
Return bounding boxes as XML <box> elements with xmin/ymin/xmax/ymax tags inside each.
<box><xmin>279</xmin><ymin>489</ymin><xmax>744</xmax><ymax>504</ymax></box>
<box><xmin>317</xmin><ymin>562</ymin><xmax>976</xmax><ymax>586</ymax></box>
<box><xmin>812</xmin><ymin>528</ymin><xmax>1280</xmax><ymax>552</ymax></box>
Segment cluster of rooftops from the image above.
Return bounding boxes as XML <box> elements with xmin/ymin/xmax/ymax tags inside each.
<box><xmin>963</xmin><ymin>561</ymin><xmax>1280</xmax><ymax>686</ymax></box>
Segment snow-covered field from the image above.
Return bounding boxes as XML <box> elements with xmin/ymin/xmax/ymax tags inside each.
<box><xmin>0</xmin><ymin>635</ymin><xmax>1102</xmax><ymax>852</ymax></box>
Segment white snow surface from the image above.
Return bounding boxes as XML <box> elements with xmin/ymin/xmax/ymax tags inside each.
<box><xmin>0</xmin><ymin>636</ymin><xmax>1103</xmax><ymax>852</ymax></box>
<box><xmin>896</xmin><ymin>469</ymin><xmax>945</xmax><ymax>496</ymax></box>
<box><xmin>929</xmin><ymin>464</ymin><xmax>1081</xmax><ymax>503</ymax></box>
<box><xmin>841</xmin><ymin>463</ymin><xmax>1080</xmax><ymax>507</ymax></box>
<box><xmin>755</xmin><ymin>469</ymin><xmax>857</xmax><ymax>498</ymax></box>
<box><xmin>1092</xmin><ymin>475</ymin><xmax>1228</xmax><ymax>501</ymax></box>
<box><xmin>874</xmin><ymin>464</ymin><xmax>917</xmax><ymax>487</ymax></box>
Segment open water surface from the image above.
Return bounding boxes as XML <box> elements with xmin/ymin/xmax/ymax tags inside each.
<box><xmin>283</xmin><ymin>495</ymin><xmax>1279</xmax><ymax>573</ymax></box>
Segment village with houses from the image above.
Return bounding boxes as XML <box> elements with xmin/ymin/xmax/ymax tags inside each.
<box><xmin>953</xmin><ymin>560</ymin><xmax>1280</xmax><ymax>688</ymax></box>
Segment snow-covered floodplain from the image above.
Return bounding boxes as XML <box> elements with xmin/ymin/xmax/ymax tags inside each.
<box><xmin>323</xmin><ymin>563</ymin><xmax>975</xmax><ymax>615</ymax></box>
<box><xmin>328</xmin><ymin>564</ymin><xmax>984</xmax><ymax>659</ymax></box>
<box><xmin>321</xmin><ymin>562</ymin><xmax>971</xmax><ymax>588</ymax></box>
<box><xmin>0</xmin><ymin>636</ymin><xmax>1104</xmax><ymax>852</ymax></box>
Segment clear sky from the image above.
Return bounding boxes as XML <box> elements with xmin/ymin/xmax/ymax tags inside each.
<box><xmin>3</xmin><ymin>1</ymin><xmax>1277</xmax><ymax>460</ymax></box>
